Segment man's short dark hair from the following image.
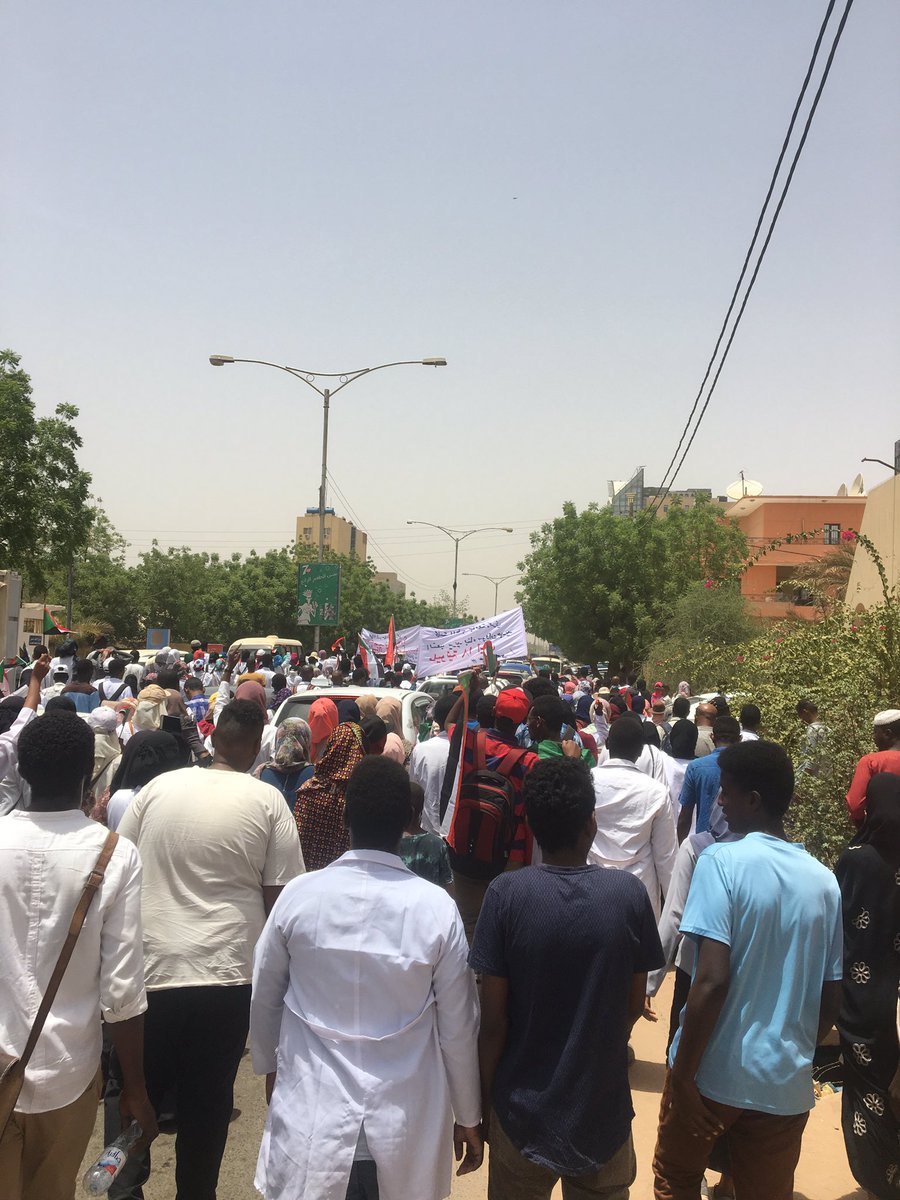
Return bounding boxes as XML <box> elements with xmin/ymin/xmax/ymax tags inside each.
<box><xmin>524</xmin><ymin>759</ymin><xmax>594</xmax><ymax>853</ymax></box>
<box><xmin>216</xmin><ymin>699</ymin><xmax>265</xmax><ymax>741</ymax></box>
<box><xmin>271</xmin><ymin>673</ymin><xmax>286</xmax><ymax>692</ymax></box>
<box><xmin>537</xmin><ymin>668</ymin><xmax>550</xmax><ymax>680</ymax></box>
<box><xmin>711</xmin><ymin>695</ymin><xmax>731</xmax><ymax>716</ymax></box>
<box><xmin>671</xmin><ymin>696</ymin><xmax>690</xmax><ymax>719</ymax></box>
<box><xmin>44</xmin><ymin>695</ymin><xmax>77</xmax><ymax>714</ymax></box>
<box><xmin>433</xmin><ymin>693</ymin><xmax>456</xmax><ymax>729</ymax></box>
<box><xmin>523</xmin><ymin>676</ymin><xmax>557</xmax><ymax>701</ymax></box>
<box><xmin>606</xmin><ymin>714</ymin><xmax>644</xmax><ymax>761</ymax></box>
<box><xmin>718</xmin><ymin>741</ymin><xmax>795</xmax><ymax>817</ymax></box>
<box><xmin>476</xmin><ymin>694</ymin><xmax>497</xmax><ymax>728</ymax></box>
<box><xmin>156</xmin><ymin>670</ymin><xmax>179</xmax><ymax>691</ymax></box>
<box><xmin>642</xmin><ymin>721</ymin><xmax>661</xmax><ymax>748</ymax></box>
<box><xmin>712</xmin><ymin>715</ymin><xmax>741</xmax><ymax>744</ymax></box>
<box><xmin>183</xmin><ymin>676</ymin><xmax>204</xmax><ymax>694</ymax></box>
<box><xmin>739</xmin><ymin>703</ymin><xmax>761</xmax><ymax>730</ymax></box>
<box><xmin>351</xmin><ymin>667</ymin><xmax>368</xmax><ymax>685</ymax></box>
<box><xmin>260</xmin><ymin>653</ymin><xmax>273</xmax><ymax>668</ymax></box>
<box><xmin>18</xmin><ymin>713</ymin><xmax>94</xmax><ymax>797</ymax></box>
<box><xmin>106</xmin><ymin>657</ymin><xmax>125</xmax><ymax>678</ymax></box>
<box><xmin>345</xmin><ymin>756</ymin><xmax>411</xmax><ymax>850</ymax></box>
<box><xmin>796</xmin><ymin>698</ymin><xmax>818</xmax><ymax>716</ymax></box>
<box><xmin>669</xmin><ymin>719</ymin><xmax>698</xmax><ymax>758</ymax></box>
<box><xmin>530</xmin><ymin>695</ymin><xmax>568</xmax><ymax>736</ymax></box>
<box><xmin>73</xmin><ymin>658</ymin><xmax>94</xmax><ymax>683</ymax></box>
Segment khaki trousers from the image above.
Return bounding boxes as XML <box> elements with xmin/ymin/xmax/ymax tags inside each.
<box><xmin>652</xmin><ymin>1073</ymin><xmax>808</xmax><ymax>1200</ymax></box>
<box><xmin>489</xmin><ymin>1109</ymin><xmax>636</xmax><ymax>1200</ymax></box>
<box><xmin>0</xmin><ymin>1071</ymin><xmax>101</xmax><ymax>1200</ymax></box>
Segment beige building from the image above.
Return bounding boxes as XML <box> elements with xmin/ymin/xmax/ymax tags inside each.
<box><xmin>372</xmin><ymin>571</ymin><xmax>406</xmax><ymax>598</ymax></box>
<box><xmin>846</xmin><ymin>472</ymin><xmax>900</xmax><ymax>610</ymax></box>
<box><xmin>296</xmin><ymin>508</ymin><xmax>368</xmax><ymax>560</ymax></box>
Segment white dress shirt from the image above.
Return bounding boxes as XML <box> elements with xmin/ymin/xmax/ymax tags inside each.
<box><xmin>251</xmin><ymin>850</ymin><xmax>480</xmax><ymax>1200</ymax></box>
<box><xmin>589</xmin><ymin>758</ymin><xmax>678</xmax><ymax>920</ymax></box>
<box><xmin>0</xmin><ymin>809</ymin><xmax>146</xmax><ymax>1113</ymax></box>
<box><xmin>408</xmin><ymin>732</ymin><xmax>451</xmax><ymax>834</ymax></box>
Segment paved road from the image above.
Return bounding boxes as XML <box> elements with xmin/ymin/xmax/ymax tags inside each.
<box><xmin>80</xmin><ymin>977</ymin><xmax>864</xmax><ymax>1199</ymax></box>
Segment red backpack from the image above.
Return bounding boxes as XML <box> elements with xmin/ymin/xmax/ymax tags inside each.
<box><xmin>447</xmin><ymin>731</ymin><xmax>528</xmax><ymax>881</ymax></box>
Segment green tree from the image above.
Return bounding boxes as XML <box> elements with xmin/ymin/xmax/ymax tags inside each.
<box><xmin>0</xmin><ymin>350</ymin><xmax>92</xmax><ymax>592</ymax></box>
<box><xmin>644</xmin><ymin>581</ymin><xmax>761</xmax><ymax>690</ymax></box>
<box><xmin>517</xmin><ymin>499</ymin><xmax>748</xmax><ymax>665</ymax></box>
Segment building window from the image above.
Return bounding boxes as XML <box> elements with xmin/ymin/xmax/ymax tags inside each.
<box><xmin>824</xmin><ymin>524</ymin><xmax>840</xmax><ymax>545</ymax></box>
<box><xmin>22</xmin><ymin>618</ymin><xmax>40</xmax><ymax>633</ymax></box>
<box><xmin>303</xmin><ymin>527</ymin><xmax>313</xmax><ymax>539</ymax></box>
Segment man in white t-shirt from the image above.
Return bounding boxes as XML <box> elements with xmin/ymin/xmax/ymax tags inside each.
<box><xmin>739</xmin><ymin>702</ymin><xmax>761</xmax><ymax>742</ymax></box>
<box><xmin>118</xmin><ymin>699</ymin><xmax>304</xmax><ymax>1198</ymax></box>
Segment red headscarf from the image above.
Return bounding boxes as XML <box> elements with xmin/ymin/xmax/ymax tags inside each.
<box><xmin>308</xmin><ymin>697</ymin><xmax>339</xmax><ymax>760</ymax></box>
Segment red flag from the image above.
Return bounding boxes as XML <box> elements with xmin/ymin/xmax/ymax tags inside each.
<box><xmin>385</xmin><ymin>616</ymin><xmax>396</xmax><ymax>668</ymax></box>
<box><xmin>331</xmin><ymin>636</ymin><xmax>345</xmax><ymax>652</ymax></box>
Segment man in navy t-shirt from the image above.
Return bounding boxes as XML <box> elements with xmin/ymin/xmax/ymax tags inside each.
<box><xmin>653</xmin><ymin>740</ymin><xmax>842</xmax><ymax>1200</ymax></box>
<box><xmin>470</xmin><ymin>758</ymin><xmax>664</xmax><ymax>1196</ymax></box>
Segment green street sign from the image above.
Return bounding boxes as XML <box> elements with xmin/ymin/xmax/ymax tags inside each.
<box><xmin>297</xmin><ymin>563</ymin><xmax>341</xmax><ymax>626</ymax></box>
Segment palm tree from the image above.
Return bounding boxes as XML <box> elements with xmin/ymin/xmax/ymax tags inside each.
<box><xmin>789</xmin><ymin>543</ymin><xmax>856</xmax><ymax>615</ymax></box>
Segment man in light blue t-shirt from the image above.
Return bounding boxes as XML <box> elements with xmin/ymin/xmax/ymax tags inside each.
<box><xmin>653</xmin><ymin>740</ymin><xmax>842</xmax><ymax>1200</ymax></box>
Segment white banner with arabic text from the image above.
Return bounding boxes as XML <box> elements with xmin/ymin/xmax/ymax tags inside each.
<box><xmin>414</xmin><ymin>607</ymin><xmax>528</xmax><ymax>678</ymax></box>
<box><xmin>359</xmin><ymin>625</ymin><xmax>423</xmax><ymax>658</ymax></box>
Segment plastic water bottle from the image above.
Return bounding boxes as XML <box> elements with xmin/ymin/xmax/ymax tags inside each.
<box><xmin>82</xmin><ymin>1122</ymin><xmax>142</xmax><ymax>1195</ymax></box>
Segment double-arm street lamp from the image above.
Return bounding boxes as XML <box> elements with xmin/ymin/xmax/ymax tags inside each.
<box><xmin>211</xmin><ymin>354</ymin><xmax>447</xmax><ymax>648</ymax></box>
<box><xmin>405</xmin><ymin>522</ymin><xmax>514</xmax><ymax>617</ymax></box>
<box><xmin>461</xmin><ymin>572</ymin><xmax>519</xmax><ymax>616</ymax></box>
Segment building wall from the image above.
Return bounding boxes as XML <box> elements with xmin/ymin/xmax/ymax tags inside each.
<box><xmin>372</xmin><ymin>571</ymin><xmax>407</xmax><ymax>598</ymax></box>
<box><xmin>846</xmin><ymin>475</ymin><xmax>900</xmax><ymax>610</ymax></box>
<box><xmin>296</xmin><ymin>510</ymin><xmax>368</xmax><ymax>560</ymax></box>
<box><xmin>727</xmin><ymin>495</ymin><xmax>868</xmax><ymax>620</ymax></box>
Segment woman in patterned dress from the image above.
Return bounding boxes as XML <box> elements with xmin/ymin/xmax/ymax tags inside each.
<box><xmin>835</xmin><ymin>772</ymin><xmax>900</xmax><ymax>1197</ymax></box>
<box><xmin>293</xmin><ymin>722</ymin><xmax>365</xmax><ymax>870</ymax></box>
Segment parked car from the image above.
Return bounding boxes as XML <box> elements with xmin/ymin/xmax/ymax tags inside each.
<box><xmin>273</xmin><ymin>686</ymin><xmax>433</xmax><ymax>748</ymax></box>
<box><xmin>416</xmin><ymin>675</ymin><xmax>460</xmax><ymax>701</ymax></box>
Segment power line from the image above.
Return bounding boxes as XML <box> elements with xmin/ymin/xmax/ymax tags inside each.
<box><xmin>651</xmin><ymin>0</ymin><xmax>851</xmax><ymax>514</ymax></box>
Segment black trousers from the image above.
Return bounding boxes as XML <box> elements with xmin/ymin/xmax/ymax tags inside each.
<box><xmin>109</xmin><ymin>984</ymin><xmax>251</xmax><ymax>1200</ymax></box>
<box><xmin>346</xmin><ymin>1161</ymin><xmax>379</xmax><ymax>1199</ymax></box>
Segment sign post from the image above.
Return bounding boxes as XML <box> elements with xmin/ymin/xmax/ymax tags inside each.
<box><xmin>297</xmin><ymin>563</ymin><xmax>341</xmax><ymax>629</ymax></box>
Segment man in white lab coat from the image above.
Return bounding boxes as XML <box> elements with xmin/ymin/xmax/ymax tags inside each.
<box><xmin>250</xmin><ymin>754</ymin><xmax>483</xmax><ymax>1200</ymax></box>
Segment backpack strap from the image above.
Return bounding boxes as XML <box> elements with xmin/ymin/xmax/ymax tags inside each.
<box><xmin>492</xmin><ymin>745</ymin><xmax>530</xmax><ymax>780</ymax></box>
<box><xmin>474</xmin><ymin>730</ymin><xmax>487</xmax><ymax>774</ymax></box>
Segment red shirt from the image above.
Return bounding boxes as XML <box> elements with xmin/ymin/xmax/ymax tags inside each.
<box><xmin>846</xmin><ymin>749</ymin><xmax>900</xmax><ymax>822</ymax></box>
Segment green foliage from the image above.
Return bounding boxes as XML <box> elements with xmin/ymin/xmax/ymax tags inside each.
<box><xmin>33</xmin><ymin>522</ymin><xmax>467</xmax><ymax>648</ymax></box>
<box><xmin>0</xmin><ymin>350</ymin><xmax>92</xmax><ymax>592</ymax></box>
<box><xmin>517</xmin><ymin>498</ymin><xmax>748</xmax><ymax>664</ymax></box>
<box><xmin>668</xmin><ymin>532</ymin><xmax>900</xmax><ymax>865</ymax></box>
<box><xmin>644</xmin><ymin>581</ymin><xmax>762</xmax><ymax>690</ymax></box>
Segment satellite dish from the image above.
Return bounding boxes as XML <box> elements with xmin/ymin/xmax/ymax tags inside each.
<box><xmin>837</xmin><ymin>483</ymin><xmax>848</xmax><ymax>496</ymax></box>
<box><xmin>850</xmin><ymin>474</ymin><xmax>865</xmax><ymax>496</ymax></box>
<box><xmin>725</xmin><ymin>479</ymin><xmax>764</xmax><ymax>501</ymax></box>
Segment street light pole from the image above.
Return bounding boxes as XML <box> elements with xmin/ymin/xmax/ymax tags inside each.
<box><xmin>461</xmin><ymin>572</ymin><xmax>519</xmax><ymax>616</ymax></box>
<box><xmin>405</xmin><ymin>522</ymin><xmax>514</xmax><ymax>618</ymax></box>
<box><xmin>211</xmin><ymin>355</ymin><xmax>447</xmax><ymax>650</ymax></box>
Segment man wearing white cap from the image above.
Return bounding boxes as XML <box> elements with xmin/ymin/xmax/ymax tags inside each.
<box><xmin>846</xmin><ymin>708</ymin><xmax>900</xmax><ymax>822</ymax></box>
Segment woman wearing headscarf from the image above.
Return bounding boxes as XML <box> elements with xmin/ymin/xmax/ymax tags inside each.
<box><xmin>335</xmin><ymin>698</ymin><xmax>361</xmax><ymax>726</ymax></box>
<box><xmin>122</xmin><ymin>684</ymin><xmax>169</xmax><ymax>742</ymax></box>
<box><xmin>308</xmin><ymin>696</ymin><xmax>339</xmax><ymax>761</ymax></box>
<box><xmin>677</xmin><ymin>680</ymin><xmax>691</xmax><ymax>699</ymax></box>
<box><xmin>97</xmin><ymin>730</ymin><xmax>187</xmax><ymax>831</ymax></box>
<box><xmin>355</xmin><ymin>693</ymin><xmax>378</xmax><ymax>721</ymax></box>
<box><xmin>256</xmin><ymin>718</ymin><xmax>314</xmax><ymax>808</ymax></box>
<box><xmin>835</xmin><ymin>773</ymin><xmax>900</xmax><ymax>1198</ymax></box>
<box><xmin>294</xmin><ymin>723</ymin><xmax>365</xmax><ymax>869</ymax></box>
<box><xmin>375</xmin><ymin>695</ymin><xmax>409</xmax><ymax>765</ymax></box>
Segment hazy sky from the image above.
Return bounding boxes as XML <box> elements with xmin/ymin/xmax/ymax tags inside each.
<box><xmin>3</xmin><ymin>1</ymin><xmax>898</xmax><ymax>621</ymax></box>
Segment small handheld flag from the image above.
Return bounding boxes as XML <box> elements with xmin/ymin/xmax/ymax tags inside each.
<box><xmin>385</xmin><ymin>616</ymin><xmax>396</xmax><ymax>668</ymax></box>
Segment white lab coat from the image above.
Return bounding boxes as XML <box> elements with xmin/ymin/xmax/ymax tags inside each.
<box><xmin>250</xmin><ymin>850</ymin><xmax>480</xmax><ymax>1200</ymax></box>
